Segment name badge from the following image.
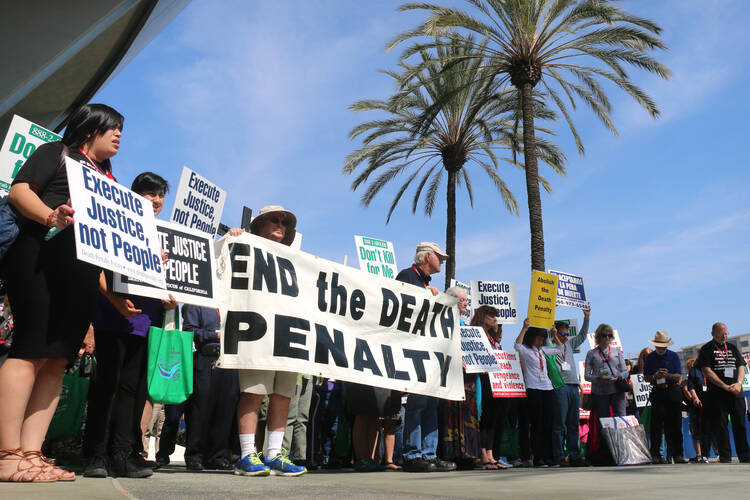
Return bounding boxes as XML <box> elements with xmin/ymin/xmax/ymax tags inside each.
<box><xmin>724</xmin><ymin>367</ymin><xmax>734</xmax><ymax>378</ymax></box>
<box><xmin>561</xmin><ymin>362</ymin><xmax>571</xmax><ymax>371</ymax></box>
<box><xmin>703</xmin><ymin>385</ymin><xmax>708</xmax><ymax>392</ymax></box>
<box><xmin>657</xmin><ymin>378</ymin><xmax>666</xmax><ymax>385</ymax></box>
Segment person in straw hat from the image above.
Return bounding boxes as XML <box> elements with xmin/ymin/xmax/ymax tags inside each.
<box><xmin>228</xmin><ymin>205</ymin><xmax>306</xmax><ymax>477</ymax></box>
<box><xmin>643</xmin><ymin>331</ymin><xmax>687</xmax><ymax>464</ymax></box>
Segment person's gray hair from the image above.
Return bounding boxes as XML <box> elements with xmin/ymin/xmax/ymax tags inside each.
<box><xmin>445</xmin><ymin>287</ymin><xmax>467</xmax><ymax>299</ymax></box>
<box><xmin>414</xmin><ymin>250</ymin><xmax>431</xmax><ymax>265</ymax></box>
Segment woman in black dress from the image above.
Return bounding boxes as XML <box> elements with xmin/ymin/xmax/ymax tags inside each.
<box><xmin>0</xmin><ymin>104</ymin><xmax>124</xmax><ymax>482</ymax></box>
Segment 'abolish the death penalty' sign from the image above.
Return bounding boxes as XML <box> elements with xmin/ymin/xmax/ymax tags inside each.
<box><xmin>214</xmin><ymin>232</ymin><xmax>464</xmax><ymax>400</ymax></box>
<box><xmin>528</xmin><ymin>270</ymin><xmax>558</xmax><ymax>329</ymax></box>
<box><xmin>170</xmin><ymin>166</ymin><xmax>226</xmax><ymax>237</ymax></box>
<box><xmin>470</xmin><ymin>280</ymin><xmax>518</xmax><ymax>324</ymax></box>
<box><xmin>0</xmin><ymin>115</ymin><xmax>61</xmax><ymax>191</ymax></box>
<box><xmin>114</xmin><ymin>221</ymin><xmax>218</xmax><ymax>307</ymax></box>
<box><xmin>66</xmin><ymin>158</ymin><xmax>166</xmax><ymax>289</ymax></box>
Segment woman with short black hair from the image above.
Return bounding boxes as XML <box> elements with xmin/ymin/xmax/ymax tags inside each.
<box><xmin>0</xmin><ymin>104</ymin><xmax>123</xmax><ymax>482</ymax></box>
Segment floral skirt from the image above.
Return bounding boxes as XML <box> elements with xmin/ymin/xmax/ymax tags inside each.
<box><xmin>439</xmin><ymin>375</ymin><xmax>481</xmax><ymax>463</ymax></box>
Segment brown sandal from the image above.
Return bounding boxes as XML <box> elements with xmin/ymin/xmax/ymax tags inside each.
<box><xmin>0</xmin><ymin>448</ymin><xmax>57</xmax><ymax>482</ymax></box>
<box><xmin>25</xmin><ymin>450</ymin><xmax>75</xmax><ymax>481</ymax></box>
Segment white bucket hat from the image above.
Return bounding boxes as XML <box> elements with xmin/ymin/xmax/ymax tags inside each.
<box><xmin>249</xmin><ymin>205</ymin><xmax>297</xmax><ymax>246</ymax></box>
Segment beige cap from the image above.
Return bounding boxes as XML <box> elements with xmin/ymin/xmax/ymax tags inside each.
<box><xmin>416</xmin><ymin>241</ymin><xmax>448</xmax><ymax>260</ymax></box>
<box><xmin>648</xmin><ymin>330</ymin><xmax>674</xmax><ymax>348</ymax></box>
<box><xmin>249</xmin><ymin>205</ymin><xmax>297</xmax><ymax>246</ymax></box>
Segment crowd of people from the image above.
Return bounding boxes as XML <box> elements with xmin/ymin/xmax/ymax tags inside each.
<box><xmin>0</xmin><ymin>103</ymin><xmax>748</xmax><ymax>485</ymax></box>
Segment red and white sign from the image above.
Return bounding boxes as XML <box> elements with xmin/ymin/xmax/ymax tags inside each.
<box><xmin>489</xmin><ymin>350</ymin><xmax>526</xmax><ymax>398</ymax></box>
<box><xmin>586</xmin><ymin>329</ymin><xmax>624</xmax><ymax>353</ymax></box>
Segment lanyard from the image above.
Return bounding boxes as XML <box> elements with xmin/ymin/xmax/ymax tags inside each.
<box><xmin>714</xmin><ymin>342</ymin><xmax>729</xmax><ymax>363</ymax></box>
<box><xmin>411</xmin><ymin>265</ymin><xmax>428</xmax><ymax>288</ymax></box>
<box><xmin>77</xmin><ymin>147</ymin><xmax>115</xmax><ymax>180</ymax></box>
<box><xmin>534</xmin><ymin>347</ymin><xmax>544</xmax><ymax>371</ymax></box>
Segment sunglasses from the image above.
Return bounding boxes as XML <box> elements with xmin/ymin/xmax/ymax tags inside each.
<box><xmin>267</xmin><ymin>216</ymin><xmax>288</xmax><ymax>226</ymax></box>
<box><xmin>600</xmin><ymin>334</ymin><xmax>614</xmax><ymax>339</ymax></box>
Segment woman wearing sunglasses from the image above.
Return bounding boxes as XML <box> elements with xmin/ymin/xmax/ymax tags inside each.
<box><xmin>584</xmin><ymin>324</ymin><xmax>629</xmax><ymax>418</ymax></box>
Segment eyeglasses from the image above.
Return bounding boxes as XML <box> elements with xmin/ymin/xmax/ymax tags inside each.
<box><xmin>457</xmin><ymin>298</ymin><xmax>468</xmax><ymax>303</ymax></box>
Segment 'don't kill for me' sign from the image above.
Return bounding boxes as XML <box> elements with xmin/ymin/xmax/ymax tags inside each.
<box><xmin>354</xmin><ymin>235</ymin><xmax>397</xmax><ymax>279</ymax></box>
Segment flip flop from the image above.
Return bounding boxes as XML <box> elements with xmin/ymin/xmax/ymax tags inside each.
<box><xmin>385</xmin><ymin>462</ymin><xmax>402</xmax><ymax>471</ymax></box>
<box><xmin>480</xmin><ymin>462</ymin><xmax>499</xmax><ymax>470</ymax></box>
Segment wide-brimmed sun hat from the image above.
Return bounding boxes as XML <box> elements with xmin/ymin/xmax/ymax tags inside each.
<box><xmin>250</xmin><ymin>205</ymin><xmax>297</xmax><ymax>246</ymax></box>
<box><xmin>416</xmin><ymin>241</ymin><xmax>448</xmax><ymax>261</ymax></box>
<box><xmin>648</xmin><ymin>330</ymin><xmax>674</xmax><ymax>348</ymax></box>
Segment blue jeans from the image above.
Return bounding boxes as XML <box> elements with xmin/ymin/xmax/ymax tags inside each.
<box><xmin>403</xmin><ymin>394</ymin><xmax>439</xmax><ymax>460</ymax></box>
<box><xmin>552</xmin><ymin>384</ymin><xmax>580</xmax><ymax>460</ymax></box>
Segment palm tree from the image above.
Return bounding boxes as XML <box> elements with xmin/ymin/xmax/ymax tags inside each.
<box><xmin>344</xmin><ymin>36</ymin><xmax>565</xmax><ymax>288</ymax></box>
<box><xmin>388</xmin><ymin>0</ymin><xmax>670</xmax><ymax>271</ymax></box>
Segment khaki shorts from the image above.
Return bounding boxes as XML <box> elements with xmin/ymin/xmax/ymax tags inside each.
<box><xmin>238</xmin><ymin>369</ymin><xmax>297</xmax><ymax>398</ymax></box>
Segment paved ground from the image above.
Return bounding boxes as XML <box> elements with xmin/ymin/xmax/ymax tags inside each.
<box><xmin>4</xmin><ymin>461</ymin><xmax>750</xmax><ymax>499</ymax></box>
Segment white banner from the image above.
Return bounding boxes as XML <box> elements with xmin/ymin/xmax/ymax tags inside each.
<box><xmin>630</xmin><ymin>374</ymin><xmax>652</xmax><ymax>407</ymax></box>
<box><xmin>470</xmin><ymin>280</ymin><xmax>518</xmax><ymax>324</ymax></box>
<box><xmin>0</xmin><ymin>115</ymin><xmax>61</xmax><ymax>191</ymax></box>
<box><xmin>587</xmin><ymin>329</ymin><xmax>624</xmax><ymax>353</ymax></box>
<box><xmin>353</xmin><ymin>235</ymin><xmax>397</xmax><ymax>279</ymax></box>
<box><xmin>170</xmin><ymin>166</ymin><xmax>227</xmax><ymax>237</ymax></box>
<box><xmin>489</xmin><ymin>350</ymin><xmax>526</xmax><ymax>397</ymax></box>
<box><xmin>460</xmin><ymin>326</ymin><xmax>501</xmax><ymax>373</ymax></box>
<box><xmin>449</xmin><ymin>279</ymin><xmax>472</xmax><ymax>323</ymax></box>
<box><xmin>113</xmin><ymin>221</ymin><xmax>218</xmax><ymax>307</ymax></box>
<box><xmin>66</xmin><ymin>158</ymin><xmax>165</xmax><ymax>288</ymax></box>
<box><xmin>214</xmin><ymin>233</ymin><xmax>464</xmax><ymax>400</ymax></box>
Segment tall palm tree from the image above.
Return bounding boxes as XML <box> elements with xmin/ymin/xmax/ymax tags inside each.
<box><xmin>388</xmin><ymin>0</ymin><xmax>670</xmax><ymax>271</ymax></box>
<box><xmin>344</xmin><ymin>36</ymin><xmax>565</xmax><ymax>288</ymax></box>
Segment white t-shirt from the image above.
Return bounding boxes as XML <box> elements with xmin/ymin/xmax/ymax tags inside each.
<box><xmin>514</xmin><ymin>343</ymin><xmax>563</xmax><ymax>391</ymax></box>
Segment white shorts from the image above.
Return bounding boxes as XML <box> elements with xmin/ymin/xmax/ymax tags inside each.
<box><xmin>238</xmin><ymin>369</ymin><xmax>297</xmax><ymax>398</ymax></box>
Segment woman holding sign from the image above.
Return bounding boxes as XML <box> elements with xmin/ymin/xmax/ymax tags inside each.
<box><xmin>0</xmin><ymin>104</ymin><xmax>123</xmax><ymax>482</ymax></box>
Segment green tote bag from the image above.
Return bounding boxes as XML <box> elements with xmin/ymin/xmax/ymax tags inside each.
<box><xmin>147</xmin><ymin>309</ymin><xmax>194</xmax><ymax>404</ymax></box>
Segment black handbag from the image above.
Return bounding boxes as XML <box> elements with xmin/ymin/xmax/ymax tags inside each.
<box><xmin>601</xmin><ymin>348</ymin><xmax>630</xmax><ymax>393</ymax></box>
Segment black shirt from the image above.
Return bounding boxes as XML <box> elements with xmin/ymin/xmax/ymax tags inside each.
<box><xmin>395</xmin><ymin>264</ymin><xmax>430</xmax><ymax>289</ymax></box>
<box><xmin>12</xmin><ymin>141</ymin><xmax>110</xmax><ymax>210</ymax></box>
<box><xmin>697</xmin><ymin>340</ymin><xmax>746</xmax><ymax>394</ymax></box>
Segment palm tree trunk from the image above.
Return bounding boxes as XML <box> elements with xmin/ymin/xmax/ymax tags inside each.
<box><xmin>444</xmin><ymin>167</ymin><xmax>457</xmax><ymax>290</ymax></box>
<box><xmin>520</xmin><ymin>82</ymin><xmax>545</xmax><ymax>272</ymax></box>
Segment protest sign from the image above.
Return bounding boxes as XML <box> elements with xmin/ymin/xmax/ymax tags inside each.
<box><xmin>354</xmin><ymin>235</ymin><xmax>397</xmax><ymax>279</ymax></box>
<box><xmin>460</xmin><ymin>326</ymin><xmax>501</xmax><ymax>374</ymax></box>
<box><xmin>66</xmin><ymin>158</ymin><xmax>165</xmax><ymax>288</ymax></box>
<box><xmin>549</xmin><ymin>270</ymin><xmax>590</xmax><ymax>310</ymax></box>
<box><xmin>470</xmin><ymin>280</ymin><xmax>518</xmax><ymax>324</ymax></box>
<box><xmin>489</xmin><ymin>350</ymin><xmax>526</xmax><ymax>397</ymax></box>
<box><xmin>170</xmin><ymin>166</ymin><xmax>227</xmax><ymax>237</ymax></box>
<box><xmin>528</xmin><ymin>271</ymin><xmax>558</xmax><ymax>328</ymax></box>
<box><xmin>742</xmin><ymin>353</ymin><xmax>750</xmax><ymax>391</ymax></box>
<box><xmin>630</xmin><ymin>374</ymin><xmax>652</xmax><ymax>407</ymax></box>
<box><xmin>586</xmin><ymin>329</ymin><xmax>624</xmax><ymax>353</ymax></box>
<box><xmin>579</xmin><ymin>361</ymin><xmax>591</xmax><ymax>395</ymax></box>
<box><xmin>114</xmin><ymin>221</ymin><xmax>217</xmax><ymax>307</ymax></box>
<box><xmin>214</xmin><ymin>232</ymin><xmax>464</xmax><ymax>400</ymax></box>
<box><xmin>579</xmin><ymin>361</ymin><xmax>591</xmax><ymax>419</ymax></box>
<box><xmin>0</xmin><ymin>115</ymin><xmax>61</xmax><ymax>191</ymax></box>
<box><xmin>449</xmin><ymin>279</ymin><xmax>472</xmax><ymax>323</ymax></box>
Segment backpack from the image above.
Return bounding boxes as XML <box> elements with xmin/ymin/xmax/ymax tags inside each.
<box><xmin>0</xmin><ymin>144</ymin><xmax>68</xmax><ymax>262</ymax></box>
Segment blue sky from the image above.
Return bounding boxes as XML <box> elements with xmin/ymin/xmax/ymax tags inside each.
<box><xmin>94</xmin><ymin>0</ymin><xmax>750</xmax><ymax>360</ymax></box>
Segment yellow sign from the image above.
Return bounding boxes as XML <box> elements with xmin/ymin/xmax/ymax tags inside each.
<box><xmin>528</xmin><ymin>270</ymin><xmax>558</xmax><ymax>328</ymax></box>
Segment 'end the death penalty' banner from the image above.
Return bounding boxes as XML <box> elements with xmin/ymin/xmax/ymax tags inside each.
<box><xmin>354</xmin><ymin>235</ymin><xmax>397</xmax><ymax>279</ymax></box>
<box><xmin>113</xmin><ymin>221</ymin><xmax>218</xmax><ymax>307</ymax></box>
<box><xmin>449</xmin><ymin>279</ymin><xmax>472</xmax><ymax>324</ymax></box>
<box><xmin>214</xmin><ymin>232</ymin><xmax>464</xmax><ymax>400</ymax></box>
<box><xmin>489</xmin><ymin>350</ymin><xmax>526</xmax><ymax>397</ymax></box>
<box><xmin>66</xmin><ymin>158</ymin><xmax>165</xmax><ymax>289</ymax></box>
<box><xmin>528</xmin><ymin>270</ymin><xmax>558</xmax><ymax>328</ymax></box>
<box><xmin>460</xmin><ymin>326</ymin><xmax>502</xmax><ymax>374</ymax></box>
<box><xmin>549</xmin><ymin>270</ymin><xmax>590</xmax><ymax>310</ymax></box>
<box><xmin>470</xmin><ymin>280</ymin><xmax>518</xmax><ymax>324</ymax></box>
<box><xmin>0</xmin><ymin>115</ymin><xmax>61</xmax><ymax>191</ymax></box>
<box><xmin>170</xmin><ymin>166</ymin><xmax>226</xmax><ymax>237</ymax></box>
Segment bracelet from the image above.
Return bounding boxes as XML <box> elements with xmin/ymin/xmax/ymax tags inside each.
<box><xmin>45</xmin><ymin>211</ymin><xmax>55</xmax><ymax>227</ymax></box>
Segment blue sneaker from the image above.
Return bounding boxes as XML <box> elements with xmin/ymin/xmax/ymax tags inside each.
<box><xmin>234</xmin><ymin>451</ymin><xmax>270</xmax><ymax>476</ymax></box>
<box><xmin>263</xmin><ymin>449</ymin><xmax>307</xmax><ymax>476</ymax></box>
